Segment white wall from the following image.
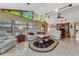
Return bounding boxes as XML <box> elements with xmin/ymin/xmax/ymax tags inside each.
<box><xmin>45</xmin><ymin>5</ymin><xmax>79</xmax><ymax>38</ymax></box>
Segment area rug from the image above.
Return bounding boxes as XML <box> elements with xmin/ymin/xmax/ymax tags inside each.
<box><xmin>29</xmin><ymin>39</ymin><xmax>59</xmax><ymax>52</ymax></box>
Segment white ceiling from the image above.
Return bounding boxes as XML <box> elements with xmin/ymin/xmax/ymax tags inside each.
<box><xmin>0</xmin><ymin>3</ymin><xmax>72</xmax><ymax>15</ymax></box>
<box><xmin>0</xmin><ymin>3</ymin><xmax>79</xmax><ymax>24</ymax></box>
<box><xmin>0</xmin><ymin>3</ymin><xmax>79</xmax><ymax>15</ymax></box>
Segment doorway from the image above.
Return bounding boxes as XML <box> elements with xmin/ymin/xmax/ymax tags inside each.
<box><xmin>74</xmin><ymin>22</ymin><xmax>79</xmax><ymax>44</ymax></box>
<box><xmin>57</xmin><ymin>23</ymin><xmax>70</xmax><ymax>39</ymax></box>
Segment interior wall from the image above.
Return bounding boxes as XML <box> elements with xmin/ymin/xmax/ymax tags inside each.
<box><xmin>45</xmin><ymin>6</ymin><xmax>79</xmax><ymax>38</ymax></box>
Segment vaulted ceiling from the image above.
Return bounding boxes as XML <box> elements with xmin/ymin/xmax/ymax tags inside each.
<box><xmin>0</xmin><ymin>3</ymin><xmax>79</xmax><ymax>24</ymax></box>
<box><xmin>0</xmin><ymin>3</ymin><xmax>77</xmax><ymax>15</ymax></box>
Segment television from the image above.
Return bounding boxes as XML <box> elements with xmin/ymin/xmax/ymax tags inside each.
<box><xmin>22</xmin><ymin>11</ymin><xmax>33</xmax><ymax>20</ymax></box>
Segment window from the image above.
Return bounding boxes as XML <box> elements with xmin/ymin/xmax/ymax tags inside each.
<box><xmin>0</xmin><ymin>18</ymin><xmax>11</xmax><ymax>35</ymax></box>
<box><xmin>22</xmin><ymin>11</ymin><xmax>33</xmax><ymax>19</ymax></box>
<box><xmin>15</xmin><ymin>21</ymin><xmax>26</xmax><ymax>35</ymax></box>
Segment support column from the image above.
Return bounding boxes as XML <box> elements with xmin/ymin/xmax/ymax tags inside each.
<box><xmin>44</xmin><ymin>23</ymin><xmax>48</xmax><ymax>35</ymax></box>
<box><xmin>11</xmin><ymin>20</ymin><xmax>15</xmax><ymax>35</ymax></box>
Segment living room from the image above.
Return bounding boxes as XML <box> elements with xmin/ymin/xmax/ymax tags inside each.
<box><xmin>0</xmin><ymin>3</ymin><xmax>79</xmax><ymax>56</ymax></box>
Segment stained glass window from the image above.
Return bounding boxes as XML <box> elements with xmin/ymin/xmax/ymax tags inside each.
<box><xmin>10</xmin><ymin>10</ymin><xmax>21</xmax><ymax>16</ymax></box>
<box><xmin>22</xmin><ymin>11</ymin><xmax>33</xmax><ymax>19</ymax></box>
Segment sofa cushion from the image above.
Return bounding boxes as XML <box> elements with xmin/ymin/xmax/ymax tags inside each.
<box><xmin>0</xmin><ymin>31</ymin><xmax>7</xmax><ymax>37</ymax></box>
<box><xmin>7</xmin><ymin>36</ymin><xmax>15</xmax><ymax>39</ymax></box>
<box><xmin>0</xmin><ymin>33</ymin><xmax>6</xmax><ymax>37</ymax></box>
<box><xmin>27</xmin><ymin>32</ymin><xmax>34</xmax><ymax>35</ymax></box>
<box><xmin>0</xmin><ymin>36</ymin><xmax>7</xmax><ymax>43</ymax></box>
<box><xmin>0</xmin><ymin>39</ymin><xmax>4</xmax><ymax>43</ymax></box>
<box><xmin>0</xmin><ymin>36</ymin><xmax>7</xmax><ymax>42</ymax></box>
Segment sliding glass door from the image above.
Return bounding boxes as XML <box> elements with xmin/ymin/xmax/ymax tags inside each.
<box><xmin>0</xmin><ymin>18</ymin><xmax>11</xmax><ymax>35</ymax></box>
<box><xmin>15</xmin><ymin>21</ymin><xmax>27</xmax><ymax>35</ymax></box>
<box><xmin>0</xmin><ymin>18</ymin><xmax>41</xmax><ymax>36</ymax></box>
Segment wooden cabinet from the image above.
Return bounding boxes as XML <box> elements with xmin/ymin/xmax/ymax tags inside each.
<box><xmin>17</xmin><ymin>35</ymin><xmax>25</xmax><ymax>43</ymax></box>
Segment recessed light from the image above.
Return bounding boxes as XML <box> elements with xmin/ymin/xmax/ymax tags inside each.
<box><xmin>54</xmin><ymin>8</ymin><xmax>58</xmax><ymax>12</ymax></box>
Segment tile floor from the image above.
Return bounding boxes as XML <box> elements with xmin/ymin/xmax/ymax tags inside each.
<box><xmin>1</xmin><ymin>38</ymin><xmax>79</xmax><ymax>56</ymax></box>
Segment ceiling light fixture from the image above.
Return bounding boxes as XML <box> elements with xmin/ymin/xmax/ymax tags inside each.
<box><xmin>45</xmin><ymin>4</ymin><xmax>72</xmax><ymax>17</ymax></box>
<box><xmin>27</xmin><ymin>3</ymin><xmax>30</xmax><ymax>5</ymax></box>
<box><xmin>57</xmin><ymin>13</ymin><xmax>64</xmax><ymax>19</ymax></box>
<box><xmin>54</xmin><ymin>8</ymin><xmax>58</xmax><ymax>12</ymax></box>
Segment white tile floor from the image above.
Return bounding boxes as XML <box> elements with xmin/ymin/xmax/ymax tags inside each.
<box><xmin>1</xmin><ymin>38</ymin><xmax>79</xmax><ymax>56</ymax></box>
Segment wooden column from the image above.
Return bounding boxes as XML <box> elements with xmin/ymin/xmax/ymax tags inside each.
<box><xmin>42</xmin><ymin>23</ymin><xmax>48</xmax><ymax>35</ymax></box>
<box><xmin>44</xmin><ymin>23</ymin><xmax>48</xmax><ymax>35</ymax></box>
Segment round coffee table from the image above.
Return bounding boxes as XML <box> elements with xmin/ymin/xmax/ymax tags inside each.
<box><xmin>29</xmin><ymin>38</ymin><xmax>59</xmax><ymax>52</ymax></box>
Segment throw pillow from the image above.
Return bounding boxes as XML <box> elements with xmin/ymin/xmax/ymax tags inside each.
<box><xmin>27</xmin><ymin>32</ymin><xmax>34</xmax><ymax>35</ymax></box>
<box><xmin>0</xmin><ymin>39</ymin><xmax>4</xmax><ymax>43</ymax></box>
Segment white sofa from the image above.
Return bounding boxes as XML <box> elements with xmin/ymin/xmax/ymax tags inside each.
<box><xmin>26</xmin><ymin>28</ymin><xmax>61</xmax><ymax>41</ymax></box>
<box><xmin>0</xmin><ymin>31</ymin><xmax>17</xmax><ymax>54</ymax></box>
<box><xmin>49</xmin><ymin>28</ymin><xmax>61</xmax><ymax>40</ymax></box>
<box><xmin>25</xmin><ymin>29</ymin><xmax>41</xmax><ymax>41</ymax></box>
<box><xmin>26</xmin><ymin>34</ymin><xmax>37</xmax><ymax>41</ymax></box>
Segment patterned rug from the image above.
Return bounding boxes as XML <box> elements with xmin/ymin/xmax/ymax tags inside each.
<box><xmin>29</xmin><ymin>39</ymin><xmax>59</xmax><ymax>52</ymax></box>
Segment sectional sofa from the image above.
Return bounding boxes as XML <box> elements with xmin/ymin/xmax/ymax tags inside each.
<box><xmin>0</xmin><ymin>31</ymin><xmax>17</xmax><ymax>54</ymax></box>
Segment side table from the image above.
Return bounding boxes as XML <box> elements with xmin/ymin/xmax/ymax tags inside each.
<box><xmin>17</xmin><ymin>35</ymin><xmax>25</xmax><ymax>43</ymax></box>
